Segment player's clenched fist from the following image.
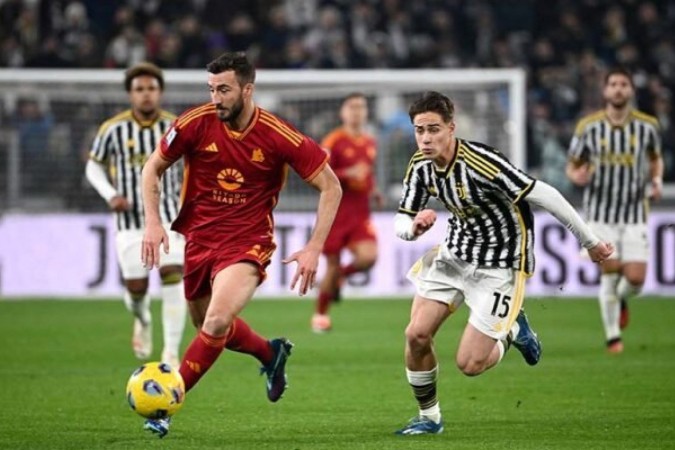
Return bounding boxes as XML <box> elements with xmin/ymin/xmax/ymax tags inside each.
<box><xmin>587</xmin><ymin>241</ymin><xmax>615</xmax><ymax>263</ymax></box>
<box><xmin>412</xmin><ymin>209</ymin><xmax>437</xmax><ymax>236</ymax></box>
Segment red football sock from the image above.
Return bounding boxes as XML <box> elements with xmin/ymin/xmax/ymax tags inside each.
<box><xmin>224</xmin><ymin>317</ymin><xmax>274</xmax><ymax>365</ymax></box>
<box><xmin>316</xmin><ymin>291</ymin><xmax>333</xmax><ymax>315</ymax></box>
<box><xmin>340</xmin><ymin>263</ymin><xmax>360</xmax><ymax>277</ymax></box>
<box><xmin>179</xmin><ymin>330</ymin><xmax>227</xmax><ymax>392</ymax></box>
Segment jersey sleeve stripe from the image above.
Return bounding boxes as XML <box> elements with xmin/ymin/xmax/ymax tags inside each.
<box><xmin>321</xmin><ymin>129</ymin><xmax>343</xmax><ymax>149</ymax></box>
<box><xmin>97</xmin><ymin>111</ymin><xmax>132</xmax><ymax>136</ymax></box>
<box><xmin>512</xmin><ymin>180</ymin><xmax>536</xmax><ymax>204</ymax></box>
<box><xmin>574</xmin><ymin>110</ymin><xmax>604</xmax><ymax>135</ymax></box>
<box><xmin>397</xmin><ymin>207</ymin><xmax>418</xmax><ymax>216</ymax></box>
<box><xmin>460</xmin><ymin>145</ymin><xmax>500</xmax><ymax>171</ymax></box>
<box><xmin>259</xmin><ymin>117</ymin><xmax>303</xmax><ymax>146</ymax></box>
<box><xmin>461</xmin><ymin>144</ymin><xmax>503</xmax><ymax>172</ymax></box>
<box><xmin>259</xmin><ymin>112</ymin><xmax>304</xmax><ymax>143</ymax></box>
<box><xmin>160</xmin><ymin>110</ymin><xmax>177</xmax><ymax>121</ymax></box>
<box><xmin>175</xmin><ymin>110</ymin><xmax>215</xmax><ymax>130</ymax></box>
<box><xmin>631</xmin><ymin>110</ymin><xmax>659</xmax><ymax>127</ymax></box>
<box><xmin>260</xmin><ymin>111</ymin><xmax>304</xmax><ymax>141</ymax></box>
<box><xmin>176</xmin><ymin>103</ymin><xmax>213</xmax><ymax>124</ymax></box>
<box><xmin>462</xmin><ymin>153</ymin><xmax>499</xmax><ymax>178</ymax></box>
<box><xmin>303</xmin><ymin>154</ymin><xmax>329</xmax><ymax>181</ymax></box>
<box><xmin>403</xmin><ymin>151</ymin><xmax>426</xmax><ymax>181</ymax></box>
<box><xmin>176</xmin><ymin>104</ymin><xmax>214</xmax><ymax>128</ymax></box>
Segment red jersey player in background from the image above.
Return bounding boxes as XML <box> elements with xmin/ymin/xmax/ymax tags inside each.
<box><xmin>311</xmin><ymin>93</ymin><xmax>383</xmax><ymax>333</ymax></box>
<box><xmin>140</xmin><ymin>52</ymin><xmax>342</xmax><ymax>437</ymax></box>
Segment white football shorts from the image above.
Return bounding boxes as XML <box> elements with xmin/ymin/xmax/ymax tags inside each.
<box><xmin>588</xmin><ymin>222</ymin><xmax>649</xmax><ymax>262</ymax></box>
<box><xmin>115</xmin><ymin>224</ymin><xmax>185</xmax><ymax>279</ymax></box>
<box><xmin>406</xmin><ymin>246</ymin><xmax>527</xmax><ymax>340</ymax></box>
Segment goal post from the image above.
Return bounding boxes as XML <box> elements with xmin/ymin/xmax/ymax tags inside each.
<box><xmin>0</xmin><ymin>68</ymin><xmax>526</xmax><ymax>211</ymax></box>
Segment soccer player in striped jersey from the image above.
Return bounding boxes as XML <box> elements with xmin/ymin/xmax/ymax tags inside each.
<box><xmin>394</xmin><ymin>92</ymin><xmax>613</xmax><ymax>435</ymax></box>
<box><xmin>85</xmin><ymin>62</ymin><xmax>187</xmax><ymax>368</ymax></box>
<box><xmin>311</xmin><ymin>92</ymin><xmax>383</xmax><ymax>333</ymax></box>
<box><xmin>566</xmin><ymin>67</ymin><xmax>664</xmax><ymax>354</ymax></box>
<box><xmin>140</xmin><ymin>52</ymin><xmax>342</xmax><ymax>437</ymax></box>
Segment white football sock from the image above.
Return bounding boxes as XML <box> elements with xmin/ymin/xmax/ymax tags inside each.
<box><xmin>599</xmin><ymin>273</ymin><xmax>620</xmax><ymax>341</ymax></box>
<box><xmin>496</xmin><ymin>339</ymin><xmax>506</xmax><ymax>363</ymax></box>
<box><xmin>616</xmin><ymin>277</ymin><xmax>642</xmax><ymax>300</ymax></box>
<box><xmin>124</xmin><ymin>291</ymin><xmax>151</xmax><ymax>326</ymax></box>
<box><xmin>161</xmin><ymin>282</ymin><xmax>187</xmax><ymax>358</ymax></box>
<box><xmin>406</xmin><ymin>366</ymin><xmax>441</xmax><ymax>423</ymax></box>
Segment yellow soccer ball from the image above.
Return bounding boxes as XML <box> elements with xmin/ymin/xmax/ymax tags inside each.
<box><xmin>126</xmin><ymin>362</ymin><xmax>185</xmax><ymax>419</ymax></box>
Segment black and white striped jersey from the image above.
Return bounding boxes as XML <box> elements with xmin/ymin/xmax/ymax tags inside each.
<box><xmin>568</xmin><ymin>109</ymin><xmax>661</xmax><ymax>224</ymax></box>
<box><xmin>90</xmin><ymin>109</ymin><xmax>181</xmax><ymax>231</ymax></box>
<box><xmin>398</xmin><ymin>138</ymin><xmax>536</xmax><ymax>275</ymax></box>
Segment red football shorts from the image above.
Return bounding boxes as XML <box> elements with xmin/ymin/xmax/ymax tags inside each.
<box><xmin>182</xmin><ymin>240</ymin><xmax>276</xmax><ymax>301</ymax></box>
<box><xmin>323</xmin><ymin>218</ymin><xmax>377</xmax><ymax>255</ymax></box>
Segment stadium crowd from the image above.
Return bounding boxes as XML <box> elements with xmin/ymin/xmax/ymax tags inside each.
<box><xmin>1</xmin><ymin>0</ymin><xmax>674</xmax><ymax>201</ymax></box>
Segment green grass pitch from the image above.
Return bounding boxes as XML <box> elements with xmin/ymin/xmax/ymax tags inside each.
<box><xmin>0</xmin><ymin>297</ymin><xmax>673</xmax><ymax>450</ymax></box>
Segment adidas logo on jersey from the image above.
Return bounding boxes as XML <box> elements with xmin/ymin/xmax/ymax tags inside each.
<box><xmin>201</xmin><ymin>142</ymin><xmax>218</xmax><ymax>152</ymax></box>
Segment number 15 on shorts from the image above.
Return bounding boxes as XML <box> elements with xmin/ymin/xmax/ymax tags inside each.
<box><xmin>490</xmin><ymin>292</ymin><xmax>511</xmax><ymax>318</ymax></box>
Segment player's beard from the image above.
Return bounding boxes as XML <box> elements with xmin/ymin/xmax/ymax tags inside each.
<box><xmin>607</xmin><ymin>95</ymin><xmax>629</xmax><ymax>109</ymax></box>
<box><xmin>216</xmin><ymin>97</ymin><xmax>244</xmax><ymax>125</ymax></box>
<box><xmin>136</xmin><ymin>103</ymin><xmax>158</xmax><ymax>120</ymax></box>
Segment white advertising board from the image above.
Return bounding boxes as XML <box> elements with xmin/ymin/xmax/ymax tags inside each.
<box><xmin>0</xmin><ymin>212</ymin><xmax>673</xmax><ymax>298</ymax></box>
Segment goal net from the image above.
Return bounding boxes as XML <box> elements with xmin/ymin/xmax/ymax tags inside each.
<box><xmin>0</xmin><ymin>69</ymin><xmax>525</xmax><ymax>212</ymax></box>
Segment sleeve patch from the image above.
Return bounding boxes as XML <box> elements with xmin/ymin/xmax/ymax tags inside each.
<box><xmin>165</xmin><ymin>127</ymin><xmax>177</xmax><ymax>146</ymax></box>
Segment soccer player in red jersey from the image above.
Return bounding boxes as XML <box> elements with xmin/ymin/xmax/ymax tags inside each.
<box><xmin>140</xmin><ymin>52</ymin><xmax>342</xmax><ymax>437</ymax></box>
<box><xmin>311</xmin><ymin>93</ymin><xmax>383</xmax><ymax>333</ymax></box>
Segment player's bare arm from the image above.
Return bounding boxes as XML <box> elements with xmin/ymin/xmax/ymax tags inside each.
<box><xmin>371</xmin><ymin>188</ymin><xmax>385</xmax><ymax>209</ymax></box>
<box><xmin>649</xmin><ymin>155</ymin><xmax>664</xmax><ymax>201</ymax></box>
<box><xmin>141</xmin><ymin>150</ymin><xmax>173</xmax><ymax>268</ymax></box>
<box><xmin>283</xmin><ymin>164</ymin><xmax>342</xmax><ymax>295</ymax></box>
<box><xmin>565</xmin><ymin>159</ymin><xmax>592</xmax><ymax>186</ymax></box>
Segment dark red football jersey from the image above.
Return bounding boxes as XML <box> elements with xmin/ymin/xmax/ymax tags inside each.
<box><xmin>160</xmin><ymin>103</ymin><xmax>328</xmax><ymax>249</ymax></box>
<box><xmin>321</xmin><ymin>127</ymin><xmax>377</xmax><ymax>222</ymax></box>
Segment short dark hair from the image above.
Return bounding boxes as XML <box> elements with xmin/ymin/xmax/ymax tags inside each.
<box><xmin>604</xmin><ymin>67</ymin><xmax>634</xmax><ymax>88</ymax></box>
<box><xmin>206</xmin><ymin>51</ymin><xmax>256</xmax><ymax>86</ymax></box>
<box><xmin>340</xmin><ymin>92</ymin><xmax>366</xmax><ymax>107</ymax></box>
<box><xmin>408</xmin><ymin>91</ymin><xmax>455</xmax><ymax>123</ymax></box>
<box><xmin>124</xmin><ymin>62</ymin><xmax>164</xmax><ymax>92</ymax></box>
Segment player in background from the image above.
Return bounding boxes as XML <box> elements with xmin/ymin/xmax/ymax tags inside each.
<box><xmin>394</xmin><ymin>92</ymin><xmax>614</xmax><ymax>435</ymax></box>
<box><xmin>85</xmin><ymin>62</ymin><xmax>187</xmax><ymax>368</ymax></box>
<box><xmin>566</xmin><ymin>67</ymin><xmax>663</xmax><ymax>354</ymax></box>
<box><xmin>140</xmin><ymin>52</ymin><xmax>342</xmax><ymax>437</ymax></box>
<box><xmin>311</xmin><ymin>92</ymin><xmax>383</xmax><ymax>333</ymax></box>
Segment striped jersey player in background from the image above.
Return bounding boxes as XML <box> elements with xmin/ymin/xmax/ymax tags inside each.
<box><xmin>566</xmin><ymin>67</ymin><xmax>664</xmax><ymax>354</ymax></box>
<box><xmin>85</xmin><ymin>63</ymin><xmax>187</xmax><ymax>367</ymax></box>
<box><xmin>393</xmin><ymin>91</ymin><xmax>614</xmax><ymax>435</ymax></box>
<box><xmin>311</xmin><ymin>92</ymin><xmax>383</xmax><ymax>333</ymax></box>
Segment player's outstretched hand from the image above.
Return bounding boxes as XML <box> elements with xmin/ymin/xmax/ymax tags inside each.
<box><xmin>650</xmin><ymin>177</ymin><xmax>663</xmax><ymax>201</ymax></box>
<box><xmin>412</xmin><ymin>209</ymin><xmax>437</xmax><ymax>236</ymax></box>
<box><xmin>142</xmin><ymin>223</ymin><xmax>169</xmax><ymax>269</ymax></box>
<box><xmin>108</xmin><ymin>195</ymin><xmax>130</xmax><ymax>213</ymax></box>
<box><xmin>587</xmin><ymin>241</ymin><xmax>614</xmax><ymax>263</ymax></box>
<box><xmin>282</xmin><ymin>245</ymin><xmax>321</xmax><ymax>296</ymax></box>
<box><xmin>568</xmin><ymin>163</ymin><xmax>594</xmax><ymax>187</ymax></box>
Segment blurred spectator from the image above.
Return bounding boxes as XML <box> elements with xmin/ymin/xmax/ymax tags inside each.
<box><xmin>104</xmin><ymin>25</ymin><xmax>145</xmax><ymax>68</ymax></box>
<box><xmin>12</xmin><ymin>98</ymin><xmax>54</xmax><ymax>194</ymax></box>
<box><xmin>0</xmin><ymin>0</ymin><xmax>673</xmax><ymax>181</ymax></box>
